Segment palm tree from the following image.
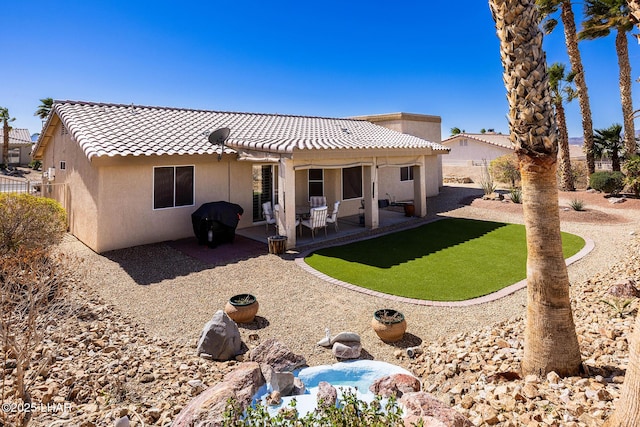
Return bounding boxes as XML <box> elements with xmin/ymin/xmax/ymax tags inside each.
<box><xmin>1</xmin><ymin>107</ymin><xmax>15</xmax><ymax>167</ymax></box>
<box><xmin>548</xmin><ymin>63</ymin><xmax>577</xmax><ymax>190</ymax></box>
<box><xmin>489</xmin><ymin>0</ymin><xmax>583</xmax><ymax>377</ymax></box>
<box><xmin>537</xmin><ymin>0</ymin><xmax>597</xmax><ymax>174</ymax></box>
<box><xmin>580</xmin><ymin>0</ymin><xmax>636</xmax><ymax>159</ymax></box>
<box><xmin>630</xmin><ymin>0</ymin><xmax>640</xmax><ymax>21</ymax></box>
<box><xmin>34</xmin><ymin>97</ymin><xmax>53</xmax><ymax>122</ymax></box>
<box><xmin>604</xmin><ymin>298</ymin><xmax>640</xmax><ymax>426</ymax></box>
<box><xmin>594</xmin><ymin>123</ymin><xmax>624</xmax><ymax>171</ymax></box>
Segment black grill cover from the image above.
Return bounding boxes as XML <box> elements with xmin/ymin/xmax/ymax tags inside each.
<box><xmin>191</xmin><ymin>201</ymin><xmax>244</xmax><ymax>248</ymax></box>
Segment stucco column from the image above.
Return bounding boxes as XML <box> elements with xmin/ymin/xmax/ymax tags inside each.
<box><xmin>363</xmin><ymin>164</ymin><xmax>379</xmax><ymax>229</ymax></box>
<box><xmin>414</xmin><ymin>160</ymin><xmax>427</xmax><ymax>217</ymax></box>
<box><xmin>277</xmin><ymin>158</ymin><xmax>297</xmax><ymax>248</ymax></box>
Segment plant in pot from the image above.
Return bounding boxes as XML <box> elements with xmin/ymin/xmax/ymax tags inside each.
<box><xmin>371</xmin><ymin>309</ymin><xmax>406</xmax><ymax>342</ymax></box>
<box><xmin>224</xmin><ymin>293</ymin><xmax>259</xmax><ymax>323</ymax></box>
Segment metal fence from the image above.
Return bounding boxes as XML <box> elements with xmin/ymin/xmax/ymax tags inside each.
<box><xmin>0</xmin><ymin>176</ymin><xmax>43</xmax><ymax>195</ymax></box>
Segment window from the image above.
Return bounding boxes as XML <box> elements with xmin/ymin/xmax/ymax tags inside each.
<box><xmin>153</xmin><ymin>166</ymin><xmax>194</xmax><ymax>209</ymax></box>
<box><xmin>342</xmin><ymin>166</ymin><xmax>362</xmax><ymax>200</ymax></box>
<box><xmin>459</xmin><ymin>140</ymin><xmax>468</xmax><ymax>146</ymax></box>
<box><xmin>59</xmin><ymin>161</ymin><xmax>66</xmax><ymax>170</ymax></box>
<box><xmin>400</xmin><ymin>166</ymin><xmax>414</xmax><ymax>182</ymax></box>
<box><xmin>308</xmin><ymin>169</ymin><xmax>324</xmax><ymax>197</ymax></box>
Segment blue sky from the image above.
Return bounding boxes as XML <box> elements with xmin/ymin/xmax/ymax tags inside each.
<box><xmin>2</xmin><ymin>1</ymin><xmax>639</xmax><ymax>140</ymax></box>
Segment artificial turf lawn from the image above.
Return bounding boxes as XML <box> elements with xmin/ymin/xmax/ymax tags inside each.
<box><xmin>304</xmin><ymin>218</ymin><xmax>585</xmax><ymax>301</ymax></box>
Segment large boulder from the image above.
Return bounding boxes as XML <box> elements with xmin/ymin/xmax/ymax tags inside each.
<box><xmin>196</xmin><ymin>310</ymin><xmax>242</xmax><ymax>361</ymax></box>
<box><xmin>399</xmin><ymin>392</ymin><xmax>474</xmax><ymax>427</ymax></box>
<box><xmin>172</xmin><ymin>362</ymin><xmax>265</xmax><ymax>427</ymax></box>
<box><xmin>369</xmin><ymin>373</ymin><xmax>421</xmax><ymax>398</ymax></box>
<box><xmin>249</xmin><ymin>338</ymin><xmax>307</xmax><ymax>372</ymax></box>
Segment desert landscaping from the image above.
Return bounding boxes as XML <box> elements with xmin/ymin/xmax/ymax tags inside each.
<box><xmin>1</xmin><ymin>183</ymin><xmax>636</xmax><ymax>426</ymax></box>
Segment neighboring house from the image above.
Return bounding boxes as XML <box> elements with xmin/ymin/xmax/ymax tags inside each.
<box><xmin>0</xmin><ymin>128</ymin><xmax>33</xmax><ymax>166</ymax></box>
<box><xmin>440</xmin><ymin>132</ymin><xmax>513</xmax><ymax>166</ymax></box>
<box><xmin>32</xmin><ymin>101</ymin><xmax>448</xmax><ymax>253</ymax></box>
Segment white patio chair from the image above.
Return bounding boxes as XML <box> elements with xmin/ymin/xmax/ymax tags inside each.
<box><xmin>326</xmin><ymin>200</ymin><xmax>340</xmax><ymax>232</ymax></box>
<box><xmin>309</xmin><ymin>196</ymin><xmax>327</xmax><ymax>209</ymax></box>
<box><xmin>301</xmin><ymin>206</ymin><xmax>328</xmax><ymax>239</ymax></box>
<box><xmin>263</xmin><ymin>201</ymin><xmax>277</xmax><ymax>233</ymax></box>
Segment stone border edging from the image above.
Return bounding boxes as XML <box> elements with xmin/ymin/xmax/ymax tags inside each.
<box><xmin>294</xmin><ymin>226</ymin><xmax>595</xmax><ymax>307</ymax></box>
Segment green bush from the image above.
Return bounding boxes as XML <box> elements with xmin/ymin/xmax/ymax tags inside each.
<box><xmin>589</xmin><ymin>171</ymin><xmax>626</xmax><ymax>195</ymax></box>
<box><xmin>509</xmin><ymin>187</ymin><xmax>522</xmax><ymax>204</ymax></box>
<box><xmin>569</xmin><ymin>199</ymin><xmax>585</xmax><ymax>211</ymax></box>
<box><xmin>0</xmin><ymin>193</ymin><xmax>67</xmax><ymax>255</ymax></box>
<box><xmin>623</xmin><ymin>156</ymin><xmax>640</xmax><ymax>197</ymax></box>
<box><xmin>223</xmin><ymin>389</ymin><xmax>407</xmax><ymax>426</ymax></box>
<box><xmin>490</xmin><ymin>154</ymin><xmax>521</xmax><ymax>188</ymax></box>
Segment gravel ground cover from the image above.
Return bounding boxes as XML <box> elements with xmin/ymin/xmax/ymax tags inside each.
<box><xmin>9</xmin><ymin>185</ymin><xmax>640</xmax><ymax>426</ymax></box>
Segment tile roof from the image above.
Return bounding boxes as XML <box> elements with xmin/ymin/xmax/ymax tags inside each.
<box><xmin>441</xmin><ymin>133</ymin><xmax>513</xmax><ymax>149</ymax></box>
<box><xmin>34</xmin><ymin>101</ymin><xmax>447</xmax><ymax>161</ymax></box>
<box><xmin>0</xmin><ymin>128</ymin><xmax>32</xmax><ymax>146</ymax></box>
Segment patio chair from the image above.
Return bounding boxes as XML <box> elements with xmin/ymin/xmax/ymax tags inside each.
<box><xmin>301</xmin><ymin>206</ymin><xmax>328</xmax><ymax>239</ymax></box>
<box><xmin>263</xmin><ymin>201</ymin><xmax>277</xmax><ymax>233</ymax></box>
<box><xmin>309</xmin><ymin>196</ymin><xmax>327</xmax><ymax>209</ymax></box>
<box><xmin>326</xmin><ymin>200</ymin><xmax>341</xmax><ymax>232</ymax></box>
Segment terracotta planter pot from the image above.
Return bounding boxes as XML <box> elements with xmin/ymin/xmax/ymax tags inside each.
<box><xmin>371</xmin><ymin>309</ymin><xmax>407</xmax><ymax>342</ymax></box>
<box><xmin>224</xmin><ymin>294</ymin><xmax>259</xmax><ymax>323</ymax></box>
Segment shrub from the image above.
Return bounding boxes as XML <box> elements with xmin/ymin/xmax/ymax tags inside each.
<box><xmin>490</xmin><ymin>154</ymin><xmax>521</xmax><ymax>188</ymax></box>
<box><xmin>223</xmin><ymin>389</ymin><xmax>406</xmax><ymax>426</ymax></box>
<box><xmin>623</xmin><ymin>156</ymin><xmax>640</xmax><ymax>197</ymax></box>
<box><xmin>1</xmin><ymin>249</ymin><xmax>80</xmax><ymax>426</ymax></box>
<box><xmin>589</xmin><ymin>171</ymin><xmax>626</xmax><ymax>195</ymax></box>
<box><xmin>509</xmin><ymin>187</ymin><xmax>522</xmax><ymax>204</ymax></box>
<box><xmin>570</xmin><ymin>160</ymin><xmax>589</xmax><ymax>190</ymax></box>
<box><xmin>479</xmin><ymin>160</ymin><xmax>496</xmax><ymax>196</ymax></box>
<box><xmin>0</xmin><ymin>193</ymin><xmax>67</xmax><ymax>255</ymax></box>
<box><xmin>569</xmin><ymin>199</ymin><xmax>585</xmax><ymax>211</ymax></box>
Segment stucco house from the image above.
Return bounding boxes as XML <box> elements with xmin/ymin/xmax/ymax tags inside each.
<box><xmin>1</xmin><ymin>128</ymin><xmax>33</xmax><ymax>166</ymax></box>
<box><xmin>440</xmin><ymin>132</ymin><xmax>512</xmax><ymax>166</ymax></box>
<box><xmin>32</xmin><ymin>101</ymin><xmax>448</xmax><ymax>253</ymax></box>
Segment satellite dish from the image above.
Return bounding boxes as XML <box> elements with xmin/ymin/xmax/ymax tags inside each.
<box><xmin>208</xmin><ymin>127</ymin><xmax>230</xmax><ymax>161</ymax></box>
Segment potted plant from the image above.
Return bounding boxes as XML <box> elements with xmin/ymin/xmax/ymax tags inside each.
<box><xmin>371</xmin><ymin>309</ymin><xmax>406</xmax><ymax>342</ymax></box>
<box><xmin>224</xmin><ymin>293</ymin><xmax>259</xmax><ymax>323</ymax></box>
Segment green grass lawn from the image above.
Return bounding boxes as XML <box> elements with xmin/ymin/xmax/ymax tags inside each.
<box><xmin>304</xmin><ymin>218</ymin><xmax>585</xmax><ymax>301</ymax></box>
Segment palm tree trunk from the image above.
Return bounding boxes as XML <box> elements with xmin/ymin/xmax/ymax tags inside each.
<box><xmin>561</xmin><ymin>0</ymin><xmax>596</xmax><ymax>174</ymax></box>
<box><xmin>555</xmin><ymin>100</ymin><xmax>575</xmax><ymax>191</ymax></box>
<box><xmin>490</xmin><ymin>0</ymin><xmax>583</xmax><ymax>377</ymax></box>
<box><xmin>616</xmin><ymin>30</ymin><xmax>636</xmax><ymax>158</ymax></box>
<box><xmin>603</xmin><ymin>312</ymin><xmax>640</xmax><ymax>426</ymax></box>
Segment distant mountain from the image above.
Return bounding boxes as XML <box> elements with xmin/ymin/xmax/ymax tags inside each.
<box><xmin>569</xmin><ymin>137</ymin><xmax>583</xmax><ymax>145</ymax></box>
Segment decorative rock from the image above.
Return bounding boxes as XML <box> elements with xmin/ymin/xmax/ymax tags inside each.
<box><xmin>114</xmin><ymin>416</ymin><xmax>130</xmax><ymax>427</ymax></box>
<box><xmin>262</xmin><ymin>365</ymin><xmax>295</xmax><ymax>395</ymax></box>
<box><xmin>399</xmin><ymin>392</ymin><xmax>474</xmax><ymax>427</ymax></box>
<box><xmin>608</xmin><ymin>197</ymin><xmax>626</xmax><ymax>204</ymax></box>
<box><xmin>332</xmin><ymin>341</ymin><xmax>362</xmax><ymax>359</ymax></box>
<box><xmin>316</xmin><ymin>381</ymin><xmax>337</xmax><ymax>408</ymax></box>
<box><xmin>330</xmin><ymin>332</ymin><xmax>361</xmax><ymax>345</ymax></box>
<box><xmin>266</xmin><ymin>390</ymin><xmax>282</xmax><ymax>406</ymax></box>
<box><xmin>249</xmin><ymin>339</ymin><xmax>307</xmax><ymax>372</ymax></box>
<box><xmin>317</xmin><ymin>328</ymin><xmax>332</xmax><ymax>347</ymax></box>
<box><xmin>369</xmin><ymin>373</ymin><xmax>421</xmax><ymax>398</ymax></box>
<box><xmin>172</xmin><ymin>362</ymin><xmax>265</xmax><ymax>427</ymax></box>
<box><xmin>196</xmin><ymin>310</ymin><xmax>242</xmax><ymax>361</ymax></box>
<box><xmin>607</xmin><ymin>279</ymin><xmax>640</xmax><ymax>298</ymax></box>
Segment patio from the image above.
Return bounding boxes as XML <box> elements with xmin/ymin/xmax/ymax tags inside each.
<box><xmin>236</xmin><ymin>205</ymin><xmax>421</xmax><ymax>249</ymax></box>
